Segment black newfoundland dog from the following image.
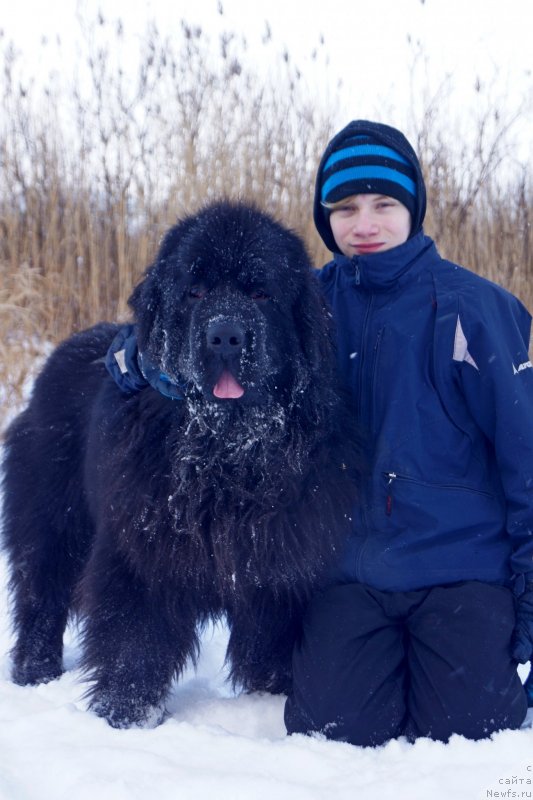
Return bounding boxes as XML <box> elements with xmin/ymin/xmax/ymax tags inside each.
<box><xmin>2</xmin><ymin>201</ymin><xmax>359</xmax><ymax>728</ymax></box>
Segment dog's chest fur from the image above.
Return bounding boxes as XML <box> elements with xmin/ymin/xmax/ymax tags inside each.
<box><xmin>111</xmin><ymin>396</ymin><xmax>324</xmax><ymax>598</ymax></box>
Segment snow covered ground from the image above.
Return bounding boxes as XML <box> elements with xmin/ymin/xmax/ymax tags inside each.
<box><xmin>0</xmin><ymin>550</ymin><xmax>532</xmax><ymax>799</ymax></box>
<box><xmin>0</xmin><ymin>382</ymin><xmax>532</xmax><ymax>799</ymax></box>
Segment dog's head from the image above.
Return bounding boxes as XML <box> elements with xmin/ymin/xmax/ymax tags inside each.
<box><xmin>129</xmin><ymin>201</ymin><xmax>337</xmax><ymax>413</ymax></box>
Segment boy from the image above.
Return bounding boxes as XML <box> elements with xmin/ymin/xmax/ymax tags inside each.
<box><xmin>284</xmin><ymin>120</ymin><xmax>533</xmax><ymax>745</ymax></box>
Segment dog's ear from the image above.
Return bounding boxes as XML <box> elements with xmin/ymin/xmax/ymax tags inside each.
<box><xmin>293</xmin><ymin>271</ymin><xmax>337</xmax><ymax>385</ymax></box>
<box><xmin>128</xmin><ymin>222</ymin><xmax>192</xmax><ymax>353</ymax></box>
<box><xmin>128</xmin><ymin>262</ymin><xmax>164</xmax><ymax>354</ymax></box>
<box><xmin>290</xmin><ymin>272</ymin><xmax>342</xmax><ymax>426</ymax></box>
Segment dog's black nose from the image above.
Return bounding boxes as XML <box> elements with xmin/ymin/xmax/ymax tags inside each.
<box><xmin>206</xmin><ymin>320</ymin><xmax>245</xmax><ymax>356</ymax></box>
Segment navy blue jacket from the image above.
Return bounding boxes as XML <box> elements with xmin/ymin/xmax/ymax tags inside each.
<box><xmin>319</xmin><ymin>231</ymin><xmax>533</xmax><ymax>593</ymax></box>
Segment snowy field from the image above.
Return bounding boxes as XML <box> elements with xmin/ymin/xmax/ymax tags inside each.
<box><xmin>0</xmin><ymin>400</ymin><xmax>532</xmax><ymax>799</ymax></box>
<box><xmin>0</xmin><ymin>530</ymin><xmax>532</xmax><ymax>799</ymax></box>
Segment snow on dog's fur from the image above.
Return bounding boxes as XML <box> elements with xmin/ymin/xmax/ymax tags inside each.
<box><xmin>1</xmin><ymin>201</ymin><xmax>361</xmax><ymax>728</ymax></box>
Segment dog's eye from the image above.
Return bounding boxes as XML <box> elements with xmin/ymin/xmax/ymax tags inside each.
<box><xmin>188</xmin><ymin>285</ymin><xmax>207</xmax><ymax>300</ymax></box>
<box><xmin>250</xmin><ymin>289</ymin><xmax>270</xmax><ymax>301</ymax></box>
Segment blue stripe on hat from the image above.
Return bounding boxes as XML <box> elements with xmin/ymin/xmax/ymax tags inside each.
<box><xmin>321</xmin><ymin>166</ymin><xmax>417</xmax><ymax>202</ymax></box>
<box><xmin>323</xmin><ymin>144</ymin><xmax>411</xmax><ymax>172</ymax></box>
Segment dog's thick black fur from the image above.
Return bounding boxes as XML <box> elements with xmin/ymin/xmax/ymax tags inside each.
<box><xmin>2</xmin><ymin>201</ymin><xmax>360</xmax><ymax>728</ymax></box>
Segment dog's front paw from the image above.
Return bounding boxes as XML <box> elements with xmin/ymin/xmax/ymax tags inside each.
<box><xmin>12</xmin><ymin>654</ymin><xmax>63</xmax><ymax>686</ymax></box>
<box><xmin>89</xmin><ymin>689</ymin><xmax>166</xmax><ymax>729</ymax></box>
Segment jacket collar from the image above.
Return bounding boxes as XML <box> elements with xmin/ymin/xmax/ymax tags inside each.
<box><xmin>332</xmin><ymin>231</ymin><xmax>436</xmax><ymax>293</ymax></box>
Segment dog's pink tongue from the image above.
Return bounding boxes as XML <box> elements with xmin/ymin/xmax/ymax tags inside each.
<box><xmin>213</xmin><ymin>370</ymin><xmax>245</xmax><ymax>399</ymax></box>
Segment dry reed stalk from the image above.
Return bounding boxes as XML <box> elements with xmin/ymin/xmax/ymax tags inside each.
<box><xmin>0</xmin><ymin>12</ymin><xmax>531</xmax><ymax>431</ymax></box>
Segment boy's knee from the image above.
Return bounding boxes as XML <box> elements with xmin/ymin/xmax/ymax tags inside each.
<box><xmin>284</xmin><ymin>693</ymin><xmax>403</xmax><ymax>747</ymax></box>
<box><xmin>411</xmin><ymin>687</ymin><xmax>527</xmax><ymax>742</ymax></box>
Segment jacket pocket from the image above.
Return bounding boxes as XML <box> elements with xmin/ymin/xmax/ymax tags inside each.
<box><xmin>383</xmin><ymin>471</ymin><xmax>496</xmax><ymax>518</ymax></box>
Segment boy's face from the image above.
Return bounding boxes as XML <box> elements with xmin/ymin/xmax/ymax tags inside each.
<box><xmin>329</xmin><ymin>194</ymin><xmax>411</xmax><ymax>257</ymax></box>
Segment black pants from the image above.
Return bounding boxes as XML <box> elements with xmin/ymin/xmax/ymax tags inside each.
<box><xmin>284</xmin><ymin>581</ymin><xmax>527</xmax><ymax>746</ymax></box>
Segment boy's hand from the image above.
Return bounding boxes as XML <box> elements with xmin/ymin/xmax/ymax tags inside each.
<box><xmin>512</xmin><ymin>584</ymin><xmax>533</xmax><ymax>664</ymax></box>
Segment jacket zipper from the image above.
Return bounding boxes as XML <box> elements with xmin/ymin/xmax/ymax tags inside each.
<box><xmin>385</xmin><ymin>472</ymin><xmax>396</xmax><ymax>516</ymax></box>
<box><xmin>369</xmin><ymin>327</ymin><xmax>383</xmax><ymax>434</ymax></box>
<box><xmin>357</xmin><ymin>295</ymin><xmax>375</xmax><ymax>427</ymax></box>
<box><xmin>353</xmin><ymin>260</ymin><xmax>380</xmax><ymax>548</ymax></box>
<box><xmin>356</xmin><ymin>281</ymin><xmax>373</xmax><ymax>542</ymax></box>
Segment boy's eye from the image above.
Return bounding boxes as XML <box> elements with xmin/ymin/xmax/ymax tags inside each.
<box><xmin>334</xmin><ymin>206</ymin><xmax>355</xmax><ymax>216</ymax></box>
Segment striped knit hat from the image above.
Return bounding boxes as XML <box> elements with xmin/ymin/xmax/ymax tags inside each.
<box><xmin>314</xmin><ymin>120</ymin><xmax>427</xmax><ymax>252</ymax></box>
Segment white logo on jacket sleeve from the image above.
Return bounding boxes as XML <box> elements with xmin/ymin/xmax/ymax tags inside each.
<box><xmin>513</xmin><ymin>360</ymin><xmax>533</xmax><ymax>375</ymax></box>
<box><xmin>453</xmin><ymin>316</ymin><xmax>479</xmax><ymax>370</ymax></box>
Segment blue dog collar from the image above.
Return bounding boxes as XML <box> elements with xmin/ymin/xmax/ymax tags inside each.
<box><xmin>105</xmin><ymin>324</ymin><xmax>185</xmax><ymax>400</ymax></box>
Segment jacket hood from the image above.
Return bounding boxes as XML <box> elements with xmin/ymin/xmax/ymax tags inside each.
<box><xmin>314</xmin><ymin>120</ymin><xmax>427</xmax><ymax>253</ymax></box>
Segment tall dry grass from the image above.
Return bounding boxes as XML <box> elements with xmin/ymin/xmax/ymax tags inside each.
<box><xmin>1</xmin><ymin>12</ymin><xmax>532</xmax><ymax>429</ymax></box>
<box><xmin>412</xmin><ymin>76</ymin><xmax>532</xmax><ymax>307</ymax></box>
